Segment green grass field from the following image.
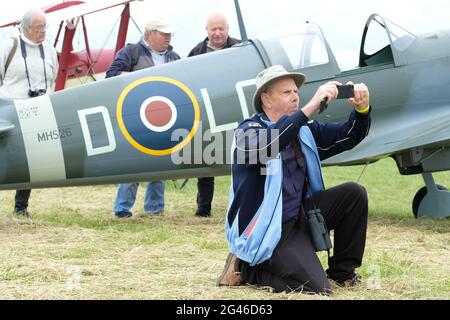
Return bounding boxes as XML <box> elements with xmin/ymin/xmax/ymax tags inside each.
<box><xmin>0</xmin><ymin>158</ymin><xmax>448</xmax><ymax>300</ymax></box>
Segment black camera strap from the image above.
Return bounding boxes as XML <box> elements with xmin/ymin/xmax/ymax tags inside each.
<box><xmin>287</xmin><ymin>138</ymin><xmax>332</xmax><ymax>258</ymax></box>
<box><xmin>20</xmin><ymin>37</ymin><xmax>48</xmax><ymax>93</ymax></box>
<box><xmin>289</xmin><ymin>139</ymin><xmax>322</xmax><ymax>212</ymax></box>
<box><xmin>290</xmin><ymin>138</ymin><xmax>315</xmax><ymax>205</ymax></box>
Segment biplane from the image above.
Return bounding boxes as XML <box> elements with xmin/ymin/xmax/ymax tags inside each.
<box><xmin>0</xmin><ymin>0</ymin><xmax>141</xmax><ymax>89</ymax></box>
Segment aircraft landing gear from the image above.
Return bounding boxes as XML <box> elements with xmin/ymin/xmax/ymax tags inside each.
<box><xmin>412</xmin><ymin>173</ymin><xmax>450</xmax><ymax>218</ymax></box>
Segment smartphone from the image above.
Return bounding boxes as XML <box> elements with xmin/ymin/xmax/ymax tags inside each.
<box><xmin>337</xmin><ymin>85</ymin><xmax>355</xmax><ymax>99</ymax></box>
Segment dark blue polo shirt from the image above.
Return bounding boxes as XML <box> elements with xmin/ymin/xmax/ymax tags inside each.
<box><xmin>281</xmin><ymin>141</ymin><xmax>306</xmax><ymax>223</ymax></box>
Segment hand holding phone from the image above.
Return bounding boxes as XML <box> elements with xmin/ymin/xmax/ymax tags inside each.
<box><xmin>318</xmin><ymin>83</ymin><xmax>355</xmax><ymax>114</ymax></box>
<box><xmin>337</xmin><ymin>85</ymin><xmax>355</xmax><ymax>99</ymax></box>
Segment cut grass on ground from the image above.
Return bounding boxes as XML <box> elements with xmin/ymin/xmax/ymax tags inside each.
<box><xmin>0</xmin><ymin>158</ymin><xmax>448</xmax><ymax>299</ymax></box>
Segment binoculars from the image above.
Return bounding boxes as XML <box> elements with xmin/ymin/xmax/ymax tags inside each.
<box><xmin>306</xmin><ymin>209</ymin><xmax>332</xmax><ymax>252</ymax></box>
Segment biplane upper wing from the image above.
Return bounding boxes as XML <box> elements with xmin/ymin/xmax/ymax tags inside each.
<box><xmin>45</xmin><ymin>0</ymin><xmax>139</xmax><ymax>22</ymax></box>
<box><xmin>0</xmin><ymin>0</ymin><xmax>138</xmax><ymax>28</ymax></box>
<box><xmin>0</xmin><ymin>1</ymin><xmax>84</xmax><ymax>27</ymax></box>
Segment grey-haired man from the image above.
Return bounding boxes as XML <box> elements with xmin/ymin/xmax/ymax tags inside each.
<box><xmin>0</xmin><ymin>8</ymin><xmax>59</xmax><ymax>218</ymax></box>
<box><xmin>107</xmin><ymin>17</ymin><xmax>180</xmax><ymax>77</ymax></box>
<box><xmin>219</xmin><ymin>65</ymin><xmax>371</xmax><ymax>294</ymax></box>
<box><xmin>107</xmin><ymin>17</ymin><xmax>181</xmax><ymax>218</ymax></box>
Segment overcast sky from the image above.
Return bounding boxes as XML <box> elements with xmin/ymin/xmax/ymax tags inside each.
<box><xmin>2</xmin><ymin>0</ymin><xmax>450</xmax><ymax>69</ymax></box>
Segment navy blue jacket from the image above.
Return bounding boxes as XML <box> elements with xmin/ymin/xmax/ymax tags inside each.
<box><xmin>226</xmin><ymin>108</ymin><xmax>371</xmax><ymax>265</ymax></box>
<box><xmin>106</xmin><ymin>39</ymin><xmax>180</xmax><ymax>78</ymax></box>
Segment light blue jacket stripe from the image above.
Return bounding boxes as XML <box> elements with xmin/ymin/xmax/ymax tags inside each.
<box><xmin>226</xmin><ymin>122</ymin><xmax>325</xmax><ymax>266</ymax></box>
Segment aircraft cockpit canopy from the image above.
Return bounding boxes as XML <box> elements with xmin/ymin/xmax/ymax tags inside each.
<box><xmin>253</xmin><ymin>15</ymin><xmax>418</xmax><ymax>77</ymax></box>
<box><xmin>360</xmin><ymin>14</ymin><xmax>416</xmax><ymax>67</ymax></box>
<box><xmin>256</xmin><ymin>23</ymin><xmax>329</xmax><ymax>69</ymax></box>
<box><xmin>254</xmin><ymin>22</ymin><xmax>340</xmax><ymax>81</ymax></box>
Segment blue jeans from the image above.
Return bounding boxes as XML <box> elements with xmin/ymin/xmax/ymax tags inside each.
<box><xmin>113</xmin><ymin>181</ymin><xmax>165</xmax><ymax>214</ymax></box>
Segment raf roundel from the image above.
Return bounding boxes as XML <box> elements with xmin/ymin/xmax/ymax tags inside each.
<box><xmin>117</xmin><ymin>77</ymin><xmax>200</xmax><ymax>156</ymax></box>
<box><xmin>140</xmin><ymin>96</ymin><xmax>177</xmax><ymax>133</ymax></box>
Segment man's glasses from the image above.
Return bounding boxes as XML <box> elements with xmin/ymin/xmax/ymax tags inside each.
<box><xmin>31</xmin><ymin>24</ymin><xmax>48</xmax><ymax>31</ymax></box>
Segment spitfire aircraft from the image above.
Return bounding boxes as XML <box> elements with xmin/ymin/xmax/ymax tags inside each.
<box><xmin>1</xmin><ymin>1</ymin><xmax>450</xmax><ymax>219</ymax></box>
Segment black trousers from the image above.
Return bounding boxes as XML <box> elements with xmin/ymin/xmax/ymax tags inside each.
<box><xmin>15</xmin><ymin>189</ymin><xmax>32</xmax><ymax>211</ymax></box>
<box><xmin>196</xmin><ymin>177</ymin><xmax>214</xmax><ymax>214</ymax></box>
<box><xmin>240</xmin><ymin>182</ymin><xmax>368</xmax><ymax>294</ymax></box>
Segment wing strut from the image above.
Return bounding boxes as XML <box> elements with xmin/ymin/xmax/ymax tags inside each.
<box><xmin>115</xmin><ymin>3</ymin><xmax>131</xmax><ymax>55</ymax></box>
<box><xmin>55</xmin><ymin>21</ymin><xmax>77</xmax><ymax>91</ymax></box>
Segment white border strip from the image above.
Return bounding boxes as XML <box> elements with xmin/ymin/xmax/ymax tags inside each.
<box><xmin>14</xmin><ymin>95</ymin><xmax>66</xmax><ymax>182</ymax></box>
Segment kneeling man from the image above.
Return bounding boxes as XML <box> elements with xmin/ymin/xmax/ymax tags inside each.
<box><xmin>221</xmin><ymin>65</ymin><xmax>371</xmax><ymax>294</ymax></box>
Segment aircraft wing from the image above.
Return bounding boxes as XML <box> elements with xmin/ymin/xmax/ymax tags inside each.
<box><xmin>45</xmin><ymin>0</ymin><xmax>138</xmax><ymax>21</ymax></box>
<box><xmin>323</xmin><ymin>104</ymin><xmax>450</xmax><ymax>165</ymax></box>
<box><xmin>0</xmin><ymin>0</ymin><xmax>138</xmax><ymax>28</ymax></box>
<box><xmin>0</xmin><ymin>1</ymin><xmax>84</xmax><ymax>28</ymax></box>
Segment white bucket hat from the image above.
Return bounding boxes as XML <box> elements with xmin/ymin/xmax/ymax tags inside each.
<box><xmin>253</xmin><ymin>65</ymin><xmax>306</xmax><ymax>113</ymax></box>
